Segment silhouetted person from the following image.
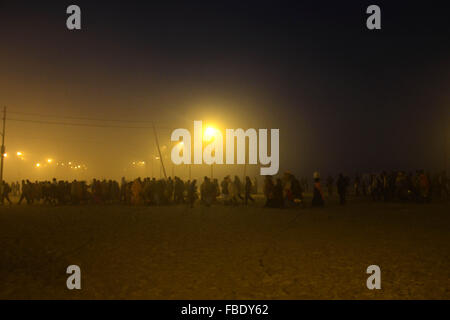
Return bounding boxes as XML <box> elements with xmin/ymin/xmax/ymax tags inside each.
<box><xmin>312</xmin><ymin>173</ymin><xmax>324</xmax><ymax>207</ymax></box>
<box><xmin>274</xmin><ymin>178</ymin><xmax>284</xmax><ymax>208</ymax></box>
<box><xmin>221</xmin><ymin>176</ymin><xmax>229</xmax><ymax>196</ymax></box>
<box><xmin>263</xmin><ymin>176</ymin><xmax>275</xmax><ymax>207</ymax></box>
<box><xmin>187</xmin><ymin>180</ymin><xmax>197</xmax><ymax>208</ymax></box>
<box><xmin>245</xmin><ymin>176</ymin><xmax>255</xmax><ymax>205</ymax></box>
<box><xmin>252</xmin><ymin>177</ymin><xmax>258</xmax><ymax>194</ymax></box>
<box><xmin>18</xmin><ymin>180</ymin><xmax>32</xmax><ymax>205</ymax></box>
<box><xmin>354</xmin><ymin>173</ymin><xmax>361</xmax><ymax>196</ymax></box>
<box><xmin>174</xmin><ymin>177</ymin><xmax>184</xmax><ymax>204</ymax></box>
<box><xmin>212</xmin><ymin>178</ymin><xmax>219</xmax><ymax>203</ymax></box>
<box><xmin>337</xmin><ymin>173</ymin><xmax>348</xmax><ymax>205</ymax></box>
<box><xmin>234</xmin><ymin>176</ymin><xmax>244</xmax><ymax>201</ymax></box>
<box><xmin>1</xmin><ymin>182</ymin><xmax>12</xmax><ymax>205</ymax></box>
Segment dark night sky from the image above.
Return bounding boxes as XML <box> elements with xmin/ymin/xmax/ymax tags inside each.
<box><xmin>0</xmin><ymin>0</ymin><xmax>449</xmax><ymax>180</ymax></box>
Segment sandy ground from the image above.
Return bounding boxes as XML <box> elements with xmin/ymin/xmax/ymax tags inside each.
<box><xmin>0</xmin><ymin>195</ymin><xmax>449</xmax><ymax>299</ymax></box>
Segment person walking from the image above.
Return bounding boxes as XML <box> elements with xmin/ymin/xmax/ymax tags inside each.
<box><xmin>312</xmin><ymin>172</ymin><xmax>324</xmax><ymax>207</ymax></box>
<box><xmin>1</xmin><ymin>181</ymin><xmax>12</xmax><ymax>205</ymax></box>
<box><xmin>245</xmin><ymin>176</ymin><xmax>255</xmax><ymax>205</ymax></box>
<box><xmin>337</xmin><ymin>173</ymin><xmax>348</xmax><ymax>205</ymax></box>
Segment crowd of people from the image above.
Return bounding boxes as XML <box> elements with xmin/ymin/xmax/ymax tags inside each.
<box><xmin>0</xmin><ymin>176</ymin><xmax>259</xmax><ymax>208</ymax></box>
<box><xmin>0</xmin><ymin>170</ymin><xmax>448</xmax><ymax>208</ymax></box>
<box><xmin>317</xmin><ymin>170</ymin><xmax>449</xmax><ymax>206</ymax></box>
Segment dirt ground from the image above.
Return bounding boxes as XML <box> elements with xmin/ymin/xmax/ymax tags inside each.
<box><xmin>0</xmin><ymin>196</ymin><xmax>449</xmax><ymax>299</ymax></box>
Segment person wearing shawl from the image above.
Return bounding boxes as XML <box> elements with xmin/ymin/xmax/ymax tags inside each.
<box><xmin>312</xmin><ymin>171</ymin><xmax>324</xmax><ymax>207</ymax></box>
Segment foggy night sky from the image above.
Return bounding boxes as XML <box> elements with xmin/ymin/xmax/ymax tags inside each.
<box><xmin>0</xmin><ymin>0</ymin><xmax>449</xmax><ymax>180</ymax></box>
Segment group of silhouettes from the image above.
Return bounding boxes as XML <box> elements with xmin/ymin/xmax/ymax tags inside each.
<box><xmin>0</xmin><ymin>176</ymin><xmax>257</xmax><ymax>208</ymax></box>
<box><xmin>316</xmin><ymin>170</ymin><xmax>449</xmax><ymax>206</ymax></box>
<box><xmin>0</xmin><ymin>170</ymin><xmax>448</xmax><ymax>207</ymax></box>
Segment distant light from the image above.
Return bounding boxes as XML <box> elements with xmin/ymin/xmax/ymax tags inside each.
<box><xmin>47</xmin><ymin>159</ymin><xmax>53</xmax><ymax>163</ymax></box>
<box><xmin>77</xmin><ymin>165</ymin><xmax>81</xmax><ymax>168</ymax></box>
<box><xmin>3</xmin><ymin>153</ymin><xmax>6</xmax><ymax>157</ymax></box>
<box><xmin>17</xmin><ymin>152</ymin><xmax>23</xmax><ymax>156</ymax></box>
<box><xmin>68</xmin><ymin>162</ymin><xmax>72</xmax><ymax>165</ymax></box>
<box><xmin>36</xmin><ymin>163</ymin><xmax>41</xmax><ymax>168</ymax></box>
<box><xmin>155</xmin><ymin>156</ymin><xmax>160</xmax><ymax>160</ymax></box>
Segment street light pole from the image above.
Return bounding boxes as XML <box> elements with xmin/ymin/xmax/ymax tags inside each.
<box><xmin>0</xmin><ymin>107</ymin><xmax>6</xmax><ymax>184</ymax></box>
<box><xmin>211</xmin><ymin>149</ymin><xmax>215</xmax><ymax>179</ymax></box>
<box><xmin>151</xmin><ymin>157</ymin><xmax>154</xmax><ymax>178</ymax></box>
<box><xmin>152</xmin><ymin>123</ymin><xmax>167</xmax><ymax>179</ymax></box>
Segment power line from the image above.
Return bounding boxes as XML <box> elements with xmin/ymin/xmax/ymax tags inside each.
<box><xmin>8</xmin><ymin>118</ymin><xmax>173</xmax><ymax>130</ymax></box>
<box><xmin>8</xmin><ymin>111</ymin><xmax>170</xmax><ymax>124</ymax></box>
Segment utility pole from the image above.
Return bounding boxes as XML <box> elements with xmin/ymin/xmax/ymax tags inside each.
<box><xmin>445</xmin><ymin>105</ymin><xmax>449</xmax><ymax>172</ymax></box>
<box><xmin>210</xmin><ymin>150</ymin><xmax>215</xmax><ymax>179</ymax></box>
<box><xmin>0</xmin><ymin>107</ymin><xmax>6</xmax><ymax>184</ymax></box>
<box><xmin>152</xmin><ymin>122</ymin><xmax>167</xmax><ymax>179</ymax></box>
<box><xmin>151</xmin><ymin>157</ymin><xmax>154</xmax><ymax>178</ymax></box>
<box><xmin>446</xmin><ymin>117</ymin><xmax>449</xmax><ymax>173</ymax></box>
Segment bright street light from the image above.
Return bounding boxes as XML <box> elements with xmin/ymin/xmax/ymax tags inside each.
<box><xmin>204</xmin><ymin>127</ymin><xmax>217</xmax><ymax>141</ymax></box>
